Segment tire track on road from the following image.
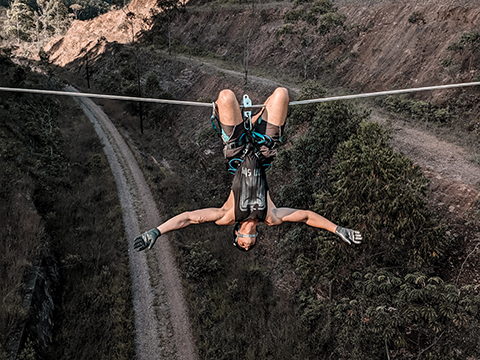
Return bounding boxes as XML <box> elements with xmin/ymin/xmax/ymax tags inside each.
<box><xmin>67</xmin><ymin>86</ymin><xmax>197</xmax><ymax>360</ymax></box>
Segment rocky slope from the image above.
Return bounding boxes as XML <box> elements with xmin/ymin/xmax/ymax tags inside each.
<box><xmin>45</xmin><ymin>1</ymin><xmax>480</xmax><ymax>99</ymax></box>
<box><xmin>45</xmin><ymin>0</ymin><xmax>159</xmax><ymax>66</ymax></box>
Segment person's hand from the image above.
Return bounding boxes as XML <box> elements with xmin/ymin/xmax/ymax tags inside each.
<box><xmin>335</xmin><ymin>226</ymin><xmax>362</xmax><ymax>245</ymax></box>
<box><xmin>134</xmin><ymin>228</ymin><xmax>161</xmax><ymax>251</ymax></box>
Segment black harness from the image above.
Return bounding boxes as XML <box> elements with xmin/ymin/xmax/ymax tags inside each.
<box><xmin>211</xmin><ymin>95</ymin><xmax>278</xmax><ymax>174</ymax></box>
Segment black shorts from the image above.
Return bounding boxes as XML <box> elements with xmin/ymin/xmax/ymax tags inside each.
<box><xmin>218</xmin><ymin>116</ymin><xmax>284</xmax><ymax>160</ymax></box>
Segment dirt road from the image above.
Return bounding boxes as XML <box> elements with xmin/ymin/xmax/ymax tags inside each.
<box><xmin>67</xmin><ymin>86</ymin><xmax>198</xmax><ymax>360</ymax></box>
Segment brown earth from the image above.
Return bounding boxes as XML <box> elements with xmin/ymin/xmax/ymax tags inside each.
<box><xmin>44</xmin><ymin>0</ymin><xmax>480</xmax><ymax>112</ymax></box>
<box><xmin>45</xmin><ymin>0</ymin><xmax>159</xmax><ymax>66</ymax></box>
<box><xmin>335</xmin><ymin>0</ymin><xmax>480</xmax><ymax>97</ymax></box>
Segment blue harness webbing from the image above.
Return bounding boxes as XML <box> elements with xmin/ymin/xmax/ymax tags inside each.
<box><xmin>210</xmin><ymin>95</ymin><xmax>277</xmax><ymax>174</ymax></box>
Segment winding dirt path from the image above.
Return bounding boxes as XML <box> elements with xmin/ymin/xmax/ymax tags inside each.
<box><xmin>67</xmin><ymin>86</ymin><xmax>198</xmax><ymax>360</ymax></box>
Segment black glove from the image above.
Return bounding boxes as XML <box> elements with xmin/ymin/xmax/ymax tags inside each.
<box><xmin>134</xmin><ymin>228</ymin><xmax>161</xmax><ymax>251</ymax></box>
<box><xmin>335</xmin><ymin>226</ymin><xmax>362</xmax><ymax>245</ymax></box>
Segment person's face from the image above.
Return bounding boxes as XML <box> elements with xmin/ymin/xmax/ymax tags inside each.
<box><xmin>235</xmin><ymin>220</ymin><xmax>258</xmax><ymax>251</ymax></box>
<box><xmin>235</xmin><ymin>232</ymin><xmax>257</xmax><ymax>250</ymax></box>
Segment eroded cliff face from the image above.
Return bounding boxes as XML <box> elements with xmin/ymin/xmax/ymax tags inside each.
<box><xmin>46</xmin><ymin>0</ymin><xmax>480</xmax><ymax>105</ymax></box>
<box><xmin>45</xmin><ymin>0</ymin><xmax>159</xmax><ymax>67</ymax></box>
<box><xmin>333</xmin><ymin>1</ymin><xmax>480</xmax><ymax>102</ymax></box>
<box><xmin>165</xmin><ymin>1</ymin><xmax>480</xmax><ymax>103</ymax></box>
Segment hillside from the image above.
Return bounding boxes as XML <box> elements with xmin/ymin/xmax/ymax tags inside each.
<box><xmin>46</xmin><ymin>0</ymin><xmax>480</xmax><ymax>102</ymax></box>
<box><xmin>43</xmin><ymin>0</ymin><xmax>480</xmax><ymax>269</ymax></box>
<box><xmin>45</xmin><ymin>0</ymin><xmax>159</xmax><ymax>66</ymax></box>
<box><xmin>5</xmin><ymin>0</ymin><xmax>480</xmax><ymax>358</ymax></box>
<box><xmin>43</xmin><ymin>0</ymin><xmax>480</xmax><ymax>221</ymax></box>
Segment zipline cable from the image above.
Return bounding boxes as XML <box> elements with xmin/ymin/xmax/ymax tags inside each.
<box><xmin>0</xmin><ymin>86</ymin><xmax>214</xmax><ymax>107</ymax></box>
<box><xmin>1</xmin><ymin>81</ymin><xmax>480</xmax><ymax>108</ymax></box>
<box><xmin>288</xmin><ymin>81</ymin><xmax>480</xmax><ymax>106</ymax></box>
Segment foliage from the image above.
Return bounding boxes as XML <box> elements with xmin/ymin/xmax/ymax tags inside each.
<box><xmin>315</xmin><ymin>122</ymin><xmax>450</xmax><ymax>271</ymax></box>
<box><xmin>448</xmin><ymin>31</ymin><xmax>480</xmax><ymax>53</ymax></box>
<box><xmin>192</xmin><ymin>262</ymin><xmax>308</xmax><ymax>360</ymax></box>
<box><xmin>146</xmin><ymin>0</ymin><xmax>185</xmax><ymax>53</ymax></box>
<box><xmin>273</xmin><ymin>82</ymin><xmax>369</xmax><ymax>209</ymax></box>
<box><xmin>333</xmin><ymin>270</ymin><xmax>480</xmax><ymax>359</ymax></box>
<box><xmin>43</xmin><ymin>107</ymin><xmax>136</xmax><ymax>359</ymax></box>
<box><xmin>0</xmin><ymin>55</ymin><xmax>135</xmax><ymax>359</ymax></box>
<box><xmin>380</xmin><ymin>95</ymin><xmax>451</xmax><ymax>123</ymax></box>
<box><xmin>0</xmin><ymin>56</ymin><xmax>62</xmax><ymax>357</ymax></box>
<box><xmin>5</xmin><ymin>0</ymin><xmax>69</xmax><ymax>42</ymax></box>
<box><xmin>408</xmin><ymin>12</ymin><xmax>425</xmax><ymax>25</ymax></box>
<box><xmin>5</xmin><ymin>0</ymin><xmax>34</xmax><ymax>42</ymax></box>
<box><xmin>183</xmin><ymin>242</ymin><xmax>223</xmax><ymax>281</ymax></box>
<box><xmin>64</xmin><ymin>0</ymin><xmax>110</xmax><ymax>21</ymax></box>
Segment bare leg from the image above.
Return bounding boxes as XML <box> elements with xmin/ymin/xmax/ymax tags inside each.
<box><xmin>215</xmin><ymin>89</ymin><xmax>243</xmax><ymax>126</ymax></box>
<box><xmin>253</xmin><ymin>87</ymin><xmax>289</xmax><ymax>126</ymax></box>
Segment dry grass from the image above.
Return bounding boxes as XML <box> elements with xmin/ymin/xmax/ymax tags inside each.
<box><xmin>0</xmin><ymin>56</ymin><xmax>136</xmax><ymax>358</ymax></box>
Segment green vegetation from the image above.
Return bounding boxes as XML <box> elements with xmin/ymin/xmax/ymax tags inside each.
<box><xmin>0</xmin><ymin>56</ymin><xmax>62</xmax><ymax>358</ymax></box>
<box><xmin>273</xmin><ymin>81</ymin><xmax>370</xmax><ymax>208</ymax></box>
<box><xmin>124</xmin><ymin>76</ymin><xmax>479</xmax><ymax>359</ymax></box>
<box><xmin>317</xmin><ymin>122</ymin><xmax>449</xmax><ymax>270</ymax></box>
<box><xmin>0</xmin><ymin>55</ymin><xmax>135</xmax><ymax>359</ymax></box>
<box><xmin>0</xmin><ymin>0</ymin><xmax>127</xmax><ymax>49</ymax></box>
<box><xmin>64</xmin><ymin>0</ymin><xmax>111</xmax><ymax>21</ymax></box>
<box><xmin>379</xmin><ymin>95</ymin><xmax>451</xmax><ymax>122</ymax></box>
<box><xmin>408</xmin><ymin>12</ymin><xmax>425</xmax><ymax>25</ymax></box>
<box><xmin>277</xmin><ymin>0</ymin><xmax>346</xmax><ymax>78</ymax></box>
<box><xmin>4</xmin><ymin>0</ymin><xmax>69</xmax><ymax>42</ymax></box>
<box><xmin>447</xmin><ymin>31</ymin><xmax>480</xmax><ymax>53</ymax></box>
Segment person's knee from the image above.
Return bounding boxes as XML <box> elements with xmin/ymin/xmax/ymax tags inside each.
<box><xmin>217</xmin><ymin>89</ymin><xmax>237</xmax><ymax>107</ymax></box>
<box><xmin>273</xmin><ymin>87</ymin><xmax>289</xmax><ymax>102</ymax></box>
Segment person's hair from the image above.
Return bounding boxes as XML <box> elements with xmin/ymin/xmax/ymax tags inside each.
<box><xmin>232</xmin><ymin>222</ymin><xmax>258</xmax><ymax>252</ymax></box>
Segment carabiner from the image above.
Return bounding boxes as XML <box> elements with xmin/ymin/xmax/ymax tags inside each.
<box><xmin>241</xmin><ymin>94</ymin><xmax>253</xmax><ymax>131</ymax></box>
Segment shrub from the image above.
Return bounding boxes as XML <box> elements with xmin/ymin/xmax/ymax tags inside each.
<box><xmin>284</xmin><ymin>9</ymin><xmax>305</xmax><ymax>23</ymax></box>
<box><xmin>408</xmin><ymin>12</ymin><xmax>425</xmax><ymax>25</ymax></box>
<box><xmin>314</xmin><ymin>122</ymin><xmax>450</xmax><ymax>271</ymax></box>
<box><xmin>184</xmin><ymin>242</ymin><xmax>223</xmax><ymax>281</ymax></box>
<box><xmin>333</xmin><ymin>270</ymin><xmax>480</xmax><ymax>359</ymax></box>
<box><xmin>318</xmin><ymin>12</ymin><xmax>346</xmax><ymax>35</ymax></box>
<box><xmin>275</xmin><ymin>92</ymin><xmax>369</xmax><ymax>208</ymax></box>
<box><xmin>381</xmin><ymin>95</ymin><xmax>451</xmax><ymax>122</ymax></box>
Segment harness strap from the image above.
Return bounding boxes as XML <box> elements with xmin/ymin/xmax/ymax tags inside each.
<box><xmin>211</xmin><ymin>95</ymin><xmax>278</xmax><ymax>173</ymax></box>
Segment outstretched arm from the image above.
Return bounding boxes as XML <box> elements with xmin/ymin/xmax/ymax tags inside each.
<box><xmin>271</xmin><ymin>208</ymin><xmax>337</xmax><ymax>232</ymax></box>
<box><xmin>134</xmin><ymin>207</ymin><xmax>230</xmax><ymax>251</ymax></box>
<box><xmin>158</xmin><ymin>208</ymin><xmax>228</xmax><ymax>234</ymax></box>
<box><xmin>270</xmin><ymin>207</ymin><xmax>362</xmax><ymax>245</ymax></box>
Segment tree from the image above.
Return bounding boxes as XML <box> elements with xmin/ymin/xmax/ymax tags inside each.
<box><xmin>65</xmin><ymin>0</ymin><xmax>110</xmax><ymax>21</ymax></box>
<box><xmin>274</xmin><ymin>81</ymin><xmax>369</xmax><ymax>209</ymax></box>
<box><xmin>6</xmin><ymin>0</ymin><xmax>35</xmax><ymax>43</ymax></box>
<box><xmin>69</xmin><ymin>3</ymin><xmax>84</xmax><ymax>20</ymax></box>
<box><xmin>314</xmin><ymin>122</ymin><xmax>450</xmax><ymax>272</ymax></box>
<box><xmin>332</xmin><ymin>270</ymin><xmax>480</xmax><ymax>359</ymax></box>
<box><xmin>43</xmin><ymin>0</ymin><xmax>69</xmax><ymax>36</ymax></box>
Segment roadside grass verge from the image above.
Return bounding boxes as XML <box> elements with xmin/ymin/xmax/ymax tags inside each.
<box><xmin>0</xmin><ymin>55</ymin><xmax>136</xmax><ymax>359</ymax></box>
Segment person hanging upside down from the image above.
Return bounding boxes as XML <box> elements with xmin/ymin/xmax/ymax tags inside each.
<box><xmin>134</xmin><ymin>87</ymin><xmax>362</xmax><ymax>252</ymax></box>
